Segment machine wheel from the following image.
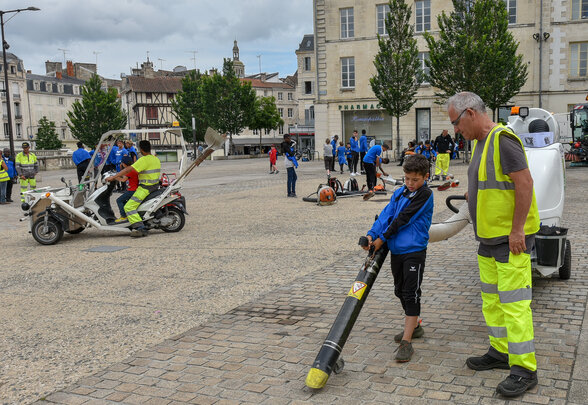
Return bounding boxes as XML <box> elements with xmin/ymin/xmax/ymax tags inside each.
<box><xmin>559</xmin><ymin>240</ymin><xmax>571</xmax><ymax>280</ymax></box>
<box><xmin>160</xmin><ymin>207</ymin><xmax>185</xmax><ymax>233</ymax></box>
<box><xmin>333</xmin><ymin>357</ymin><xmax>345</xmax><ymax>374</ymax></box>
<box><xmin>32</xmin><ymin>217</ymin><xmax>64</xmax><ymax>245</ymax></box>
<box><xmin>65</xmin><ymin>227</ymin><xmax>84</xmax><ymax>234</ymax></box>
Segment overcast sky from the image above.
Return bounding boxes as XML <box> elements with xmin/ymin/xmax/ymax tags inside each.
<box><xmin>2</xmin><ymin>0</ymin><xmax>313</xmax><ymax>80</ymax></box>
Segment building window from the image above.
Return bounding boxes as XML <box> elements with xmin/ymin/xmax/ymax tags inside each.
<box><xmin>278</xmin><ymin>108</ymin><xmax>284</xmax><ymax>117</ymax></box>
<box><xmin>415</xmin><ymin>0</ymin><xmax>431</xmax><ymax>32</ymax></box>
<box><xmin>287</xmin><ymin>92</ymin><xmax>293</xmax><ymax>100</ymax></box>
<box><xmin>377</xmin><ymin>4</ymin><xmax>390</xmax><ymax>35</ymax></box>
<box><xmin>504</xmin><ymin>0</ymin><xmax>516</xmax><ymax>24</ymax></box>
<box><xmin>572</xmin><ymin>0</ymin><xmax>588</xmax><ymax>20</ymax></box>
<box><xmin>3</xmin><ymin>123</ymin><xmax>9</xmax><ymax>138</ymax></box>
<box><xmin>145</xmin><ymin>92</ymin><xmax>152</xmax><ymax>100</ymax></box>
<box><xmin>279</xmin><ymin>125</ymin><xmax>284</xmax><ymax>135</ymax></box>
<box><xmin>146</xmin><ymin>106</ymin><xmax>158</xmax><ymax>120</ymax></box>
<box><xmin>278</xmin><ymin>92</ymin><xmax>283</xmax><ymax>100</ymax></box>
<box><xmin>62</xmin><ymin>128</ymin><xmax>67</xmax><ymax>139</ymax></box>
<box><xmin>16</xmin><ymin>123</ymin><xmax>22</xmax><ymax>139</ymax></box>
<box><xmin>14</xmin><ymin>103</ymin><xmax>21</xmax><ymax>118</ymax></box>
<box><xmin>34</xmin><ymin>81</ymin><xmax>40</xmax><ymax>91</ymax></box>
<box><xmin>264</xmin><ymin>90</ymin><xmax>268</xmax><ymax>96</ymax></box>
<box><xmin>418</xmin><ymin>52</ymin><xmax>430</xmax><ymax>83</ymax></box>
<box><xmin>305</xmin><ymin>106</ymin><xmax>315</xmax><ymax>125</ymax></box>
<box><xmin>59</xmin><ymin>97</ymin><xmax>64</xmax><ymax>105</ymax></box>
<box><xmin>305</xmin><ymin>81</ymin><xmax>312</xmax><ymax>95</ymax></box>
<box><xmin>12</xmin><ymin>82</ymin><xmax>19</xmax><ymax>96</ymax></box>
<box><xmin>416</xmin><ymin>108</ymin><xmax>431</xmax><ymax>143</ymax></box>
<box><xmin>341</xmin><ymin>57</ymin><xmax>355</xmax><ymax>88</ymax></box>
<box><xmin>10</xmin><ymin>65</ymin><xmax>15</xmax><ymax>74</ymax></box>
<box><xmin>304</xmin><ymin>57</ymin><xmax>311</xmax><ymax>71</ymax></box>
<box><xmin>570</xmin><ymin>42</ymin><xmax>588</xmax><ymax>78</ymax></box>
<box><xmin>73</xmin><ymin>86</ymin><xmax>78</xmax><ymax>95</ymax></box>
<box><xmin>340</xmin><ymin>8</ymin><xmax>354</xmax><ymax>39</ymax></box>
<box><xmin>287</xmin><ymin>108</ymin><xmax>293</xmax><ymax>118</ymax></box>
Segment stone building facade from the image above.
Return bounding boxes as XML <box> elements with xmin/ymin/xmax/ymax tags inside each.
<box><xmin>0</xmin><ymin>53</ymin><xmax>30</xmax><ymax>151</ymax></box>
<box><xmin>311</xmin><ymin>0</ymin><xmax>588</xmax><ymax>157</ymax></box>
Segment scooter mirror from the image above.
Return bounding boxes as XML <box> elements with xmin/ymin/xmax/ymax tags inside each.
<box><xmin>60</xmin><ymin>177</ymin><xmax>67</xmax><ymax>186</ymax></box>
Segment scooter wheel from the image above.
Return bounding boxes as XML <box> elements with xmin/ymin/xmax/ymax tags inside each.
<box><xmin>32</xmin><ymin>217</ymin><xmax>64</xmax><ymax>245</ymax></box>
<box><xmin>160</xmin><ymin>207</ymin><xmax>186</xmax><ymax>233</ymax></box>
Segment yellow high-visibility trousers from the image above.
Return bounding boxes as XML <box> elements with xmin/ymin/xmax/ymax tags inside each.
<box><xmin>124</xmin><ymin>186</ymin><xmax>151</xmax><ymax>227</ymax></box>
<box><xmin>20</xmin><ymin>178</ymin><xmax>37</xmax><ymax>202</ymax></box>
<box><xmin>435</xmin><ymin>153</ymin><xmax>450</xmax><ymax>176</ymax></box>
<box><xmin>478</xmin><ymin>251</ymin><xmax>536</xmax><ymax>371</ymax></box>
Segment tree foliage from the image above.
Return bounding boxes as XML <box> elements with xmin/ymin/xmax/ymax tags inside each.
<box><xmin>171</xmin><ymin>71</ymin><xmax>209</xmax><ymax>144</ymax></box>
<box><xmin>249</xmin><ymin>96</ymin><xmax>283</xmax><ymax>150</ymax></box>
<box><xmin>67</xmin><ymin>75</ymin><xmax>128</xmax><ymax>149</ymax></box>
<box><xmin>424</xmin><ymin>0</ymin><xmax>528</xmax><ymax>114</ymax></box>
<box><xmin>370</xmin><ymin>0</ymin><xmax>422</xmax><ymax>157</ymax></box>
<box><xmin>35</xmin><ymin>116</ymin><xmax>63</xmax><ymax>150</ymax></box>
<box><xmin>201</xmin><ymin>59</ymin><xmax>257</xmax><ymax>153</ymax></box>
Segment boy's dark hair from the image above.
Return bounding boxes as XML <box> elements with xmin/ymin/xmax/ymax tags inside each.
<box><xmin>381</xmin><ymin>157</ymin><xmax>390</xmax><ymax>164</ymax></box>
<box><xmin>403</xmin><ymin>154</ymin><xmax>430</xmax><ymax>176</ymax></box>
<box><xmin>424</xmin><ymin>140</ymin><xmax>431</xmax><ymax>145</ymax></box>
<box><xmin>77</xmin><ymin>141</ymin><xmax>84</xmax><ymax>148</ymax></box>
<box><xmin>139</xmin><ymin>140</ymin><xmax>152</xmax><ymax>153</ymax></box>
<box><xmin>382</xmin><ymin>143</ymin><xmax>390</xmax><ymax>150</ymax></box>
<box><xmin>361</xmin><ymin>129</ymin><xmax>366</xmax><ymax>134</ymax></box>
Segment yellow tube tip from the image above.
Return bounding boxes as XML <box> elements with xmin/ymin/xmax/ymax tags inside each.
<box><xmin>305</xmin><ymin>367</ymin><xmax>329</xmax><ymax>389</ymax></box>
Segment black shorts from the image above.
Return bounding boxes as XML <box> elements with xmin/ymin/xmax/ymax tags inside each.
<box><xmin>324</xmin><ymin>156</ymin><xmax>333</xmax><ymax>170</ymax></box>
<box><xmin>390</xmin><ymin>249</ymin><xmax>427</xmax><ymax>317</ymax></box>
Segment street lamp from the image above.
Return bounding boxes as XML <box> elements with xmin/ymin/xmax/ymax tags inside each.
<box><xmin>1</xmin><ymin>6</ymin><xmax>40</xmax><ymax>158</ymax></box>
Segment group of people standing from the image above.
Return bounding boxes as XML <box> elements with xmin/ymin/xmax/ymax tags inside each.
<box><xmin>323</xmin><ymin>129</ymin><xmax>372</xmax><ymax>176</ymax></box>
<box><xmin>399</xmin><ymin>129</ymin><xmax>461</xmax><ymax>180</ymax></box>
<box><xmin>0</xmin><ymin>142</ymin><xmax>39</xmax><ymax>204</ymax></box>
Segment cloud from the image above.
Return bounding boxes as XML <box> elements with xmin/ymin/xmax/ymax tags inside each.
<box><xmin>2</xmin><ymin>0</ymin><xmax>313</xmax><ymax>78</ymax></box>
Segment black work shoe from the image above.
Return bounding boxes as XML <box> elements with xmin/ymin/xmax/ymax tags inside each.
<box><xmin>496</xmin><ymin>374</ymin><xmax>538</xmax><ymax>397</ymax></box>
<box><xmin>394</xmin><ymin>324</ymin><xmax>425</xmax><ymax>343</ymax></box>
<box><xmin>466</xmin><ymin>353</ymin><xmax>510</xmax><ymax>371</ymax></box>
<box><xmin>130</xmin><ymin>228</ymin><xmax>148</xmax><ymax>238</ymax></box>
<box><xmin>395</xmin><ymin>340</ymin><xmax>414</xmax><ymax>362</ymax></box>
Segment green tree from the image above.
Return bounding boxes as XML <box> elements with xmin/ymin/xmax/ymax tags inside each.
<box><xmin>35</xmin><ymin>116</ymin><xmax>63</xmax><ymax>150</ymax></box>
<box><xmin>249</xmin><ymin>96</ymin><xmax>283</xmax><ymax>152</ymax></box>
<box><xmin>424</xmin><ymin>0</ymin><xmax>528</xmax><ymax>118</ymax></box>
<box><xmin>171</xmin><ymin>70</ymin><xmax>209</xmax><ymax>144</ymax></box>
<box><xmin>202</xmin><ymin>59</ymin><xmax>256</xmax><ymax>154</ymax></box>
<box><xmin>370</xmin><ymin>0</ymin><xmax>422</xmax><ymax>158</ymax></box>
<box><xmin>67</xmin><ymin>74</ymin><xmax>127</xmax><ymax>148</ymax></box>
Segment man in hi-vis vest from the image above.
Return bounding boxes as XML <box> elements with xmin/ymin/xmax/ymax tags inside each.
<box><xmin>447</xmin><ymin>92</ymin><xmax>540</xmax><ymax>398</ymax></box>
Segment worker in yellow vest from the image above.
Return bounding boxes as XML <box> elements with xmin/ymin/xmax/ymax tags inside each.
<box><xmin>0</xmin><ymin>152</ymin><xmax>10</xmax><ymax>204</ymax></box>
<box><xmin>106</xmin><ymin>140</ymin><xmax>160</xmax><ymax>237</ymax></box>
<box><xmin>15</xmin><ymin>142</ymin><xmax>39</xmax><ymax>202</ymax></box>
<box><xmin>447</xmin><ymin>92</ymin><xmax>540</xmax><ymax>398</ymax></box>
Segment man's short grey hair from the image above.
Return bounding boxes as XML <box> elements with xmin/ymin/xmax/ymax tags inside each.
<box><xmin>447</xmin><ymin>92</ymin><xmax>486</xmax><ymax>113</ymax></box>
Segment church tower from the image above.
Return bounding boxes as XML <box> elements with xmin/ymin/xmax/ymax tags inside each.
<box><xmin>232</xmin><ymin>40</ymin><xmax>245</xmax><ymax>78</ymax></box>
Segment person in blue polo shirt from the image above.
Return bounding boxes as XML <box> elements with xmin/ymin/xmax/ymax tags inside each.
<box><xmin>363</xmin><ymin>143</ymin><xmax>390</xmax><ymax>197</ymax></box>
<box><xmin>72</xmin><ymin>142</ymin><xmax>92</xmax><ymax>183</ymax></box>
<box><xmin>359</xmin><ymin>129</ymin><xmax>369</xmax><ymax>174</ymax></box>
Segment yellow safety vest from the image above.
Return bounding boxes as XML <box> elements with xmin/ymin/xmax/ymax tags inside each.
<box><xmin>0</xmin><ymin>163</ymin><xmax>9</xmax><ymax>182</ymax></box>
<box><xmin>473</xmin><ymin>125</ymin><xmax>540</xmax><ymax>240</ymax></box>
<box><xmin>15</xmin><ymin>152</ymin><xmax>38</xmax><ymax>171</ymax></box>
<box><xmin>133</xmin><ymin>154</ymin><xmax>161</xmax><ymax>187</ymax></box>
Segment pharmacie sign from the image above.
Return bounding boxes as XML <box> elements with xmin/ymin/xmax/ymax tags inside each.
<box><xmin>338</xmin><ymin>103</ymin><xmax>383</xmax><ymax>111</ymax></box>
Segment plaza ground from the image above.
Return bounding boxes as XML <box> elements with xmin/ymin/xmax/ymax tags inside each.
<box><xmin>0</xmin><ymin>157</ymin><xmax>586</xmax><ymax>404</ymax></box>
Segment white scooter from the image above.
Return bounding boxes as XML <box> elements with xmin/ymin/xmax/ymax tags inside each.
<box><xmin>21</xmin><ymin>127</ymin><xmax>224</xmax><ymax>245</ymax></box>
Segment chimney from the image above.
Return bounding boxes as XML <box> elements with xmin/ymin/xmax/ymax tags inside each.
<box><xmin>260</xmin><ymin>73</ymin><xmax>267</xmax><ymax>82</ymax></box>
<box><xmin>66</xmin><ymin>60</ymin><xmax>74</xmax><ymax>77</ymax></box>
<box><xmin>56</xmin><ymin>71</ymin><xmax>62</xmax><ymax>79</ymax></box>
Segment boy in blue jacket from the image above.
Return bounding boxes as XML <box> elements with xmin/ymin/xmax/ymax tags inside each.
<box><xmin>362</xmin><ymin>154</ymin><xmax>433</xmax><ymax>362</ymax></box>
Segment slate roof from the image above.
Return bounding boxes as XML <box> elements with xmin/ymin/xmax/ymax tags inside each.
<box><xmin>26</xmin><ymin>73</ymin><xmax>86</xmax><ymax>85</ymax></box>
<box><xmin>240</xmin><ymin>78</ymin><xmax>294</xmax><ymax>89</ymax></box>
<box><xmin>297</xmin><ymin>34</ymin><xmax>314</xmax><ymax>52</ymax></box>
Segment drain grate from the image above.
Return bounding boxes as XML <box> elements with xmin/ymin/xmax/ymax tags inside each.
<box><xmin>228</xmin><ymin>304</ymin><xmax>325</xmax><ymax>325</ymax></box>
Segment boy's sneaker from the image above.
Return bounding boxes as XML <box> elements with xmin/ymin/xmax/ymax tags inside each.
<box><xmin>394</xmin><ymin>324</ymin><xmax>424</xmax><ymax>343</ymax></box>
<box><xmin>466</xmin><ymin>353</ymin><xmax>510</xmax><ymax>371</ymax></box>
<box><xmin>130</xmin><ymin>227</ymin><xmax>148</xmax><ymax>238</ymax></box>
<box><xmin>114</xmin><ymin>217</ymin><xmax>128</xmax><ymax>223</ymax></box>
<box><xmin>395</xmin><ymin>340</ymin><xmax>414</xmax><ymax>362</ymax></box>
<box><xmin>496</xmin><ymin>374</ymin><xmax>538</xmax><ymax>397</ymax></box>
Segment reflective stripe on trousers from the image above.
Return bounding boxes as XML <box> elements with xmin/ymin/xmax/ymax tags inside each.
<box><xmin>20</xmin><ymin>178</ymin><xmax>37</xmax><ymax>202</ymax></box>
<box><xmin>478</xmin><ymin>252</ymin><xmax>536</xmax><ymax>371</ymax></box>
<box><xmin>124</xmin><ymin>186</ymin><xmax>151</xmax><ymax>226</ymax></box>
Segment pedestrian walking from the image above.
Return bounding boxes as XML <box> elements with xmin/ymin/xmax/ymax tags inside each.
<box><xmin>15</xmin><ymin>142</ymin><xmax>39</xmax><ymax>202</ymax></box>
<box><xmin>323</xmin><ymin>138</ymin><xmax>333</xmax><ymax>177</ymax></box>
<box><xmin>2</xmin><ymin>148</ymin><xmax>16</xmax><ymax>202</ymax></box>
<box><xmin>281</xmin><ymin>134</ymin><xmax>298</xmax><ymax>197</ymax></box>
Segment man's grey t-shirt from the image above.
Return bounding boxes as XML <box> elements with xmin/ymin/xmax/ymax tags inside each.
<box><xmin>467</xmin><ymin>130</ymin><xmax>529</xmax><ymax>245</ymax></box>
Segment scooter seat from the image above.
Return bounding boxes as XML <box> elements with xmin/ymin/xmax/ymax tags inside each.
<box><xmin>143</xmin><ymin>188</ymin><xmax>165</xmax><ymax>202</ymax></box>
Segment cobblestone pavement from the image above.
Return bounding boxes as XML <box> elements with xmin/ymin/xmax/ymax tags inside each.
<box><xmin>6</xmin><ymin>161</ymin><xmax>588</xmax><ymax>404</ymax></box>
